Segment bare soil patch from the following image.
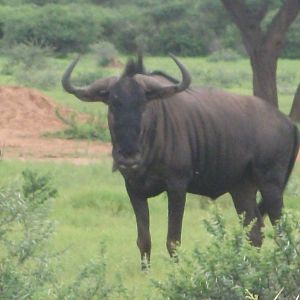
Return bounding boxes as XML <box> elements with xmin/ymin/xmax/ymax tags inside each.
<box><xmin>0</xmin><ymin>86</ymin><xmax>111</xmax><ymax>164</ymax></box>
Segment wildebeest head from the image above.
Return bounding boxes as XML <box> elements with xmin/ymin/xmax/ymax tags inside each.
<box><xmin>62</xmin><ymin>54</ymin><xmax>191</xmax><ymax>170</ymax></box>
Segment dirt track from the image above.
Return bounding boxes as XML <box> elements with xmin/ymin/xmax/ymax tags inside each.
<box><xmin>0</xmin><ymin>86</ymin><xmax>298</xmax><ymax>164</ymax></box>
<box><xmin>0</xmin><ymin>86</ymin><xmax>111</xmax><ymax>164</ymax></box>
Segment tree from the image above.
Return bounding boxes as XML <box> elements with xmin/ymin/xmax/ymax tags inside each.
<box><xmin>220</xmin><ymin>0</ymin><xmax>300</xmax><ymax>109</ymax></box>
<box><xmin>290</xmin><ymin>84</ymin><xmax>300</xmax><ymax>122</ymax></box>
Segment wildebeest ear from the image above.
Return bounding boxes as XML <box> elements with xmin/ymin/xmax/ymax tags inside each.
<box><xmin>134</xmin><ymin>75</ymin><xmax>170</xmax><ymax>97</ymax></box>
<box><xmin>133</xmin><ymin>54</ymin><xmax>191</xmax><ymax>101</ymax></box>
<box><xmin>86</xmin><ymin>77</ymin><xmax>119</xmax><ymax>104</ymax></box>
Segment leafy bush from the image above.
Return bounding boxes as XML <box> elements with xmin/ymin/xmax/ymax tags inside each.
<box><xmin>283</xmin><ymin>16</ymin><xmax>300</xmax><ymax>59</ymax></box>
<box><xmin>48</xmin><ymin>109</ymin><xmax>111</xmax><ymax>142</ymax></box>
<box><xmin>15</xmin><ymin>66</ymin><xmax>59</xmax><ymax>89</ymax></box>
<box><xmin>56</xmin><ymin>244</ymin><xmax>128</xmax><ymax>299</ymax></box>
<box><xmin>1</xmin><ymin>41</ymin><xmax>53</xmax><ymax>74</ymax></box>
<box><xmin>1</xmin><ymin>2</ymin><xmax>299</xmax><ymax>57</ymax></box>
<box><xmin>0</xmin><ymin>169</ymin><xmax>58</xmax><ymax>299</ymax></box>
<box><xmin>1</xmin><ymin>42</ymin><xmax>59</xmax><ymax>89</ymax></box>
<box><xmin>72</xmin><ymin>71</ymin><xmax>104</xmax><ymax>86</ymax></box>
<box><xmin>0</xmin><ymin>170</ymin><xmax>128</xmax><ymax>299</ymax></box>
<box><xmin>90</xmin><ymin>41</ymin><xmax>119</xmax><ymax>67</ymax></box>
<box><xmin>194</xmin><ymin>67</ymin><xmax>251</xmax><ymax>88</ymax></box>
<box><xmin>207</xmin><ymin>48</ymin><xmax>242</xmax><ymax>62</ymax></box>
<box><xmin>2</xmin><ymin>4</ymin><xmax>104</xmax><ymax>53</ymax></box>
<box><xmin>153</xmin><ymin>211</ymin><xmax>300</xmax><ymax>300</ymax></box>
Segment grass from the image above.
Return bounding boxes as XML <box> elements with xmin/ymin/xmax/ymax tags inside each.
<box><xmin>0</xmin><ymin>159</ymin><xmax>299</xmax><ymax>298</ymax></box>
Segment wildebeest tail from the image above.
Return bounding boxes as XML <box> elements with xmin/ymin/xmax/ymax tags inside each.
<box><xmin>283</xmin><ymin>124</ymin><xmax>300</xmax><ymax>189</ymax></box>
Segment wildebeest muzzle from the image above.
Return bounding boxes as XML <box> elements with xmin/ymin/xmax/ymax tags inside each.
<box><xmin>113</xmin><ymin>148</ymin><xmax>142</xmax><ymax>170</ymax></box>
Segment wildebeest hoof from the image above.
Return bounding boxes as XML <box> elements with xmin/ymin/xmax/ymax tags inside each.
<box><xmin>141</xmin><ymin>261</ymin><xmax>150</xmax><ymax>272</ymax></box>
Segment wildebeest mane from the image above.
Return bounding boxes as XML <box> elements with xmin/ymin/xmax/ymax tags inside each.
<box><xmin>122</xmin><ymin>53</ymin><xmax>179</xmax><ymax>84</ymax></box>
<box><xmin>122</xmin><ymin>52</ymin><xmax>146</xmax><ymax>77</ymax></box>
<box><xmin>150</xmin><ymin>70</ymin><xmax>179</xmax><ymax>84</ymax></box>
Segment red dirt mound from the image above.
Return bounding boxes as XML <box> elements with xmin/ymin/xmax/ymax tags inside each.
<box><xmin>0</xmin><ymin>86</ymin><xmax>111</xmax><ymax>163</ymax></box>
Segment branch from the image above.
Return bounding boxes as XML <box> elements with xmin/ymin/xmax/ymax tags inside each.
<box><xmin>220</xmin><ymin>0</ymin><xmax>266</xmax><ymax>51</ymax></box>
<box><xmin>265</xmin><ymin>0</ymin><xmax>300</xmax><ymax>53</ymax></box>
<box><xmin>290</xmin><ymin>83</ymin><xmax>300</xmax><ymax>121</ymax></box>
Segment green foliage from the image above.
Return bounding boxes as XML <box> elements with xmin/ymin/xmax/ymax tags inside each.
<box><xmin>22</xmin><ymin>0</ymin><xmax>62</xmax><ymax>4</ymax></box>
<box><xmin>2</xmin><ymin>4</ymin><xmax>105</xmax><ymax>53</ymax></box>
<box><xmin>0</xmin><ymin>162</ymin><xmax>298</xmax><ymax>299</ymax></box>
<box><xmin>22</xmin><ymin>169</ymin><xmax>58</xmax><ymax>205</ymax></box>
<box><xmin>0</xmin><ymin>1</ymin><xmax>299</xmax><ymax>57</ymax></box>
<box><xmin>1</xmin><ymin>41</ymin><xmax>53</xmax><ymax>74</ymax></box>
<box><xmin>104</xmin><ymin>0</ymin><xmax>237</xmax><ymax>56</ymax></box>
<box><xmin>283</xmin><ymin>15</ymin><xmax>300</xmax><ymax>59</ymax></box>
<box><xmin>0</xmin><ymin>169</ymin><xmax>129</xmax><ymax>299</ymax></box>
<box><xmin>193</xmin><ymin>66</ymin><xmax>251</xmax><ymax>88</ymax></box>
<box><xmin>0</xmin><ymin>169</ymin><xmax>57</xmax><ymax>299</ymax></box>
<box><xmin>1</xmin><ymin>42</ymin><xmax>59</xmax><ymax>89</ymax></box>
<box><xmin>153</xmin><ymin>211</ymin><xmax>300</xmax><ymax>300</ymax></box>
<box><xmin>207</xmin><ymin>48</ymin><xmax>242</xmax><ymax>62</ymax></box>
<box><xmin>15</xmin><ymin>66</ymin><xmax>59</xmax><ymax>89</ymax></box>
<box><xmin>71</xmin><ymin>67</ymin><xmax>112</xmax><ymax>86</ymax></box>
<box><xmin>48</xmin><ymin>109</ymin><xmax>111</xmax><ymax>142</ymax></box>
<box><xmin>90</xmin><ymin>41</ymin><xmax>119</xmax><ymax>67</ymax></box>
<box><xmin>57</xmin><ymin>244</ymin><xmax>128</xmax><ymax>300</ymax></box>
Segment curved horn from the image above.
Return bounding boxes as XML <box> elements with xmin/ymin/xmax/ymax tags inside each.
<box><xmin>61</xmin><ymin>55</ymin><xmax>90</xmax><ymax>100</ymax></box>
<box><xmin>62</xmin><ymin>56</ymin><xmax>112</xmax><ymax>102</ymax></box>
<box><xmin>168</xmin><ymin>53</ymin><xmax>191</xmax><ymax>92</ymax></box>
<box><xmin>134</xmin><ymin>54</ymin><xmax>191</xmax><ymax>100</ymax></box>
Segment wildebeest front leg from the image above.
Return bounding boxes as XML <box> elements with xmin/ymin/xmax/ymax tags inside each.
<box><xmin>126</xmin><ymin>183</ymin><xmax>151</xmax><ymax>270</ymax></box>
<box><xmin>166</xmin><ymin>182</ymin><xmax>187</xmax><ymax>260</ymax></box>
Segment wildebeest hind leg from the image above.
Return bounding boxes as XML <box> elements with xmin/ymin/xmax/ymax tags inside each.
<box><xmin>230</xmin><ymin>181</ymin><xmax>263</xmax><ymax>247</ymax></box>
<box><xmin>259</xmin><ymin>184</ymin><xmax>283</xmax><ymax>226</ymax></box>
<box><xmin>255</xmin><ymin>162</ymin><xmax>286</xmax><ymax>226</ymax></box>
<box><xmin>166</xmin><ymin>180</ymin><xmax>187</xmax><ymax>260</ymax></box>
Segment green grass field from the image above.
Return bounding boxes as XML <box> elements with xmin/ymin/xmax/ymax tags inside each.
<box><xmin>0</xmin><ymin>159</ymin><xmax>299</xmax><ymax>298</ymax></box>
<box><xmin>0</xmin><ymin>55</ymin><xmax>300</xmax><ymax>298</ymax></box>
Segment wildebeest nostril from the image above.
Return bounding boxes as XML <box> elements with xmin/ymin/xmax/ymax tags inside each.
<box><xmin>117</xmin><ymin>153</ymin><xmax>141</xmax><ymax>170</ymax></box>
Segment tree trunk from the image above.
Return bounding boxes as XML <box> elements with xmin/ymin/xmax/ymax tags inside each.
<box><xmin>220</xmin><ymin>0</ymin><xmax>300</xmax><ymax>108</ymax></box>
<box><xmin>250</xmin><ymin>50</ymin><xmax>278</xmax><ymax>106</ymax></box>
<box><xmin>290</xmin><ymin>84</ymin><xmax>300</xmax><ymax>122</ymax></box>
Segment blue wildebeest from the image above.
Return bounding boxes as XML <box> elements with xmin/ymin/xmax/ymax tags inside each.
<box><xmin>62</xmin><ymin>54</ymin><xmax>299</xmax><ymax>269</ymax></box>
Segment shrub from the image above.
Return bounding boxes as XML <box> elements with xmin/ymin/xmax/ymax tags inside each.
<box><xmin>1</xmin><ymin>41</ymin><xmax>53</xmax><ymax>74</ymax></box>
<box><xmin>153</xmin><ymin>210</ymin><xmax>300</xmax><ymax>300</ymax></box>
<box><xmin>0</xmin><ymin>170</ymin><xmax>128</xmax><ymax>299</ymax></box>
<box><xmin>1</xmin><ymin>42</ymin><xmax>59</xmax><ymax>89</ymax></box>
<box><xmin>15</xmin><ymin>66</ymin><xmax>59</xmax><ymax>89</ymax></box>
<box><xmin>56</xmin><ymin>244</ymin><xmax>128</xmax><ymax>300</ymax></box>
<box><xmin>207</xmin><ymin>48</ymin><xmax>242</xmax><ymax>62</ymax></box>
<box><xmin>72</xmin><ymin>71</ymin><xmax>105</xmax><ymax>86</ymax></box>
<box><xmin>0</xmin><ymin>169</ymin><xmax>58</xmax><ymax>299</ymax></box>
<box><xmin>47</xmin><ymin>109</ymin><xmax>111</xmax><ymax>142</ymax></box>
<box><xmin>2</xmin><ymin>4</ymin><xmax>104</xmax><ymax>53</ymax></box>
<box><xmin>193</xmin><ymin>67</ymin><xmax>251</xmax><ymax>88</ymax></box>
<box><xmin>283</xmin><ymin>16</ymin><xmax>300</xmax><ymax>59</ymax></box>
<box><xmin>90</xmin><ymin>41</ymin><xmax>119</xmax><ymax>67</ymax></box>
